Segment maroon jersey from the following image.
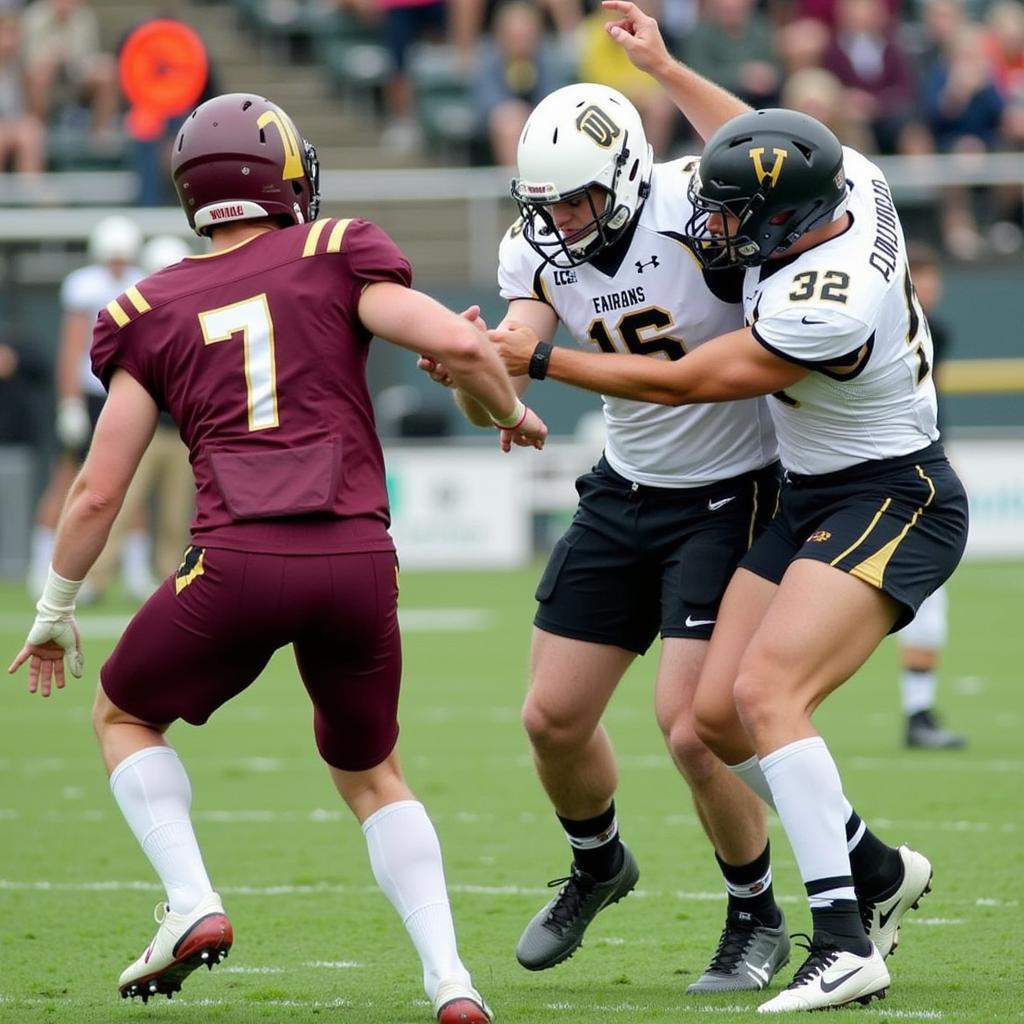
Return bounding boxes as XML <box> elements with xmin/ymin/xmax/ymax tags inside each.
<box><xmin>91</xmin><ymin>218</ymin><xmax>411</xmax><ymax>555</ymax></box>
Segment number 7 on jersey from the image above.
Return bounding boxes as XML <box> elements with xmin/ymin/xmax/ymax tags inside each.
<box><xmin>198</xmin><ymin>294</ymin><xmax>280</xmax><ymax>431</ymax></box>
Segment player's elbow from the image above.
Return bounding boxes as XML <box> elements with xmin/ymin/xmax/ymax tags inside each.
<box><xmin>69</xmin><ymin>475</ymin><xmax>123</xmax><ymax>523</ymax></box>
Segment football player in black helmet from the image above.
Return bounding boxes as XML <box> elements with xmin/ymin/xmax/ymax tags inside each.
<box><xmin>684</xmin><ymin>108</ymin><xmax>849</xmax><ymax>269</ymax></box>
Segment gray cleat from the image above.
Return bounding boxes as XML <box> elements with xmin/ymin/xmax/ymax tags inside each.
<box><xmin>516</xmin><ymin>845</ymin><xmax>639</xmax><ymax>970</ymax></box>
<box><xmin>686</xmin><ymin>910</ymin><xmax>791</xmax><ymax>993</ymax></box>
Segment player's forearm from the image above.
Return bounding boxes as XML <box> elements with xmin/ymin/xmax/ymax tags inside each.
<box><xmin>50</xmin><ymin>477</ymin><xmax>124</xmax><ymax>581</ymax></box>
<box><xmin>445</xmin><ymin>344</ymin><xmax>522</xmax><ymax>423</ymax></box>
<box><xmin>648</xmin><ymin>58</ymin><xmax>751</xmax><ymax>142</ymax></box>
<box><xmin>545</xmin><ymin>346</ymin><xmax>699</xmax><ymax>405</ymax></box>
<box><xmin>455</xmin><ymin>371</ymin><xmax>529</xmax><ymax>428</ymax></box>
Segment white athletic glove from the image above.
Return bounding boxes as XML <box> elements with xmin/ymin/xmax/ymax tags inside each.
<box><xmin>56</xmin><ymin>396</ymin><xmax>90</xmax><ymax>450</ymax></box>
<box><xmin>10</xmin><ymin>567</ymin><xmax>85</xmax><ymax>690</ymax></box>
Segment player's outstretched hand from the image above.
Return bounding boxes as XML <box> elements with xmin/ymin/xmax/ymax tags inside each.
<box><xmin>499</xmin><ymin>406</ymin><xmax>547</xmax><ymax>453</ymax></box>
<box><xmin>602</xmin><ymin>0</ymin><xmax>671</xmax><ymax>77</ymax></box>
<box><xmin>488</xmin><ymin>320</ymin><xmax>539</xmax><ymax>377</ymax></box>
<box><xmin>8</xmin><ymin>614</ymin><xmax>83</xmax><ymax>697</ymax></box>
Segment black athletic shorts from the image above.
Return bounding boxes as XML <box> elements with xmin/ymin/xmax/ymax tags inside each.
<box><xmin>739</xmin><ymin>441</ymin><xmax>968</xmax><ymax>631</ymax></box>
<box><xmin>534</xmin><ymin>456</ymin><xmax>782</xmax><ymax>654</ymax></box>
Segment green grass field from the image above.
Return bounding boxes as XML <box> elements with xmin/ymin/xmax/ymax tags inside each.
<box><xmin>1</xmin><ymin>562</ymin><xmax>1022</xmax><ymax>1023</ymax></box>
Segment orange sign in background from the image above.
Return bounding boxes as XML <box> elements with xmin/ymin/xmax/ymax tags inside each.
<box><xmin>119</xmin><ymin>19</ymin><xmax>209</xmax><ymax>141</ymax></box>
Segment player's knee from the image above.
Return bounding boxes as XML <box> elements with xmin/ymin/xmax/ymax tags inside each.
<box><xmin>732</xmin><ymin>668</ymin><xmax>779</xmax><ymax>739</ymax></box>
<box><xmin>668</xmin><ymin>719</ymin><xmax>718</xmax><ymax>783</ymax></box>
<box><xmin>521</xmin><ymin>695</ymin><xmax>586</xmax><ymax>753</ymax></box>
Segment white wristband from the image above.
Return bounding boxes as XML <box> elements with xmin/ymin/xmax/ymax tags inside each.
<box><xmin>37</xmin><ymin>565</ymin><xmax>85</xmax><ymax>616</ymax></box>
<box><xmin>489</xmin><ymin>398</ymin><xmax>528</xmax><ymax>430</ymax></box>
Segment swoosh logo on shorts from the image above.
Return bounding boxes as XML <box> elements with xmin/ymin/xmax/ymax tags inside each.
<box><xmin>819</xmin><ymin>966</ymin><xmax>863</xmax><ymax>993</ymax></box>
<box><xmin>685</xmin><ymin>615</ymin><xmax>716</xmax><ymax>628</ymax></box>
<box><xmin>708</xmin><ymin>496</ymin><xmax>736</xmax><ymax>511</ymax></box>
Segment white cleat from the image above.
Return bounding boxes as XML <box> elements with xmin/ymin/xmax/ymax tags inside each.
<box><xmin>757</xmin><ymin>941</ymin><xmax>889</xmax><ymax>1014</ymax></box>
<box><xmin>432</xmin><ymin>978</ymin><xmax>494</xmax><ymax>1024</ymax></box>
<box><xmin>118</xmin><ymin>892</ymin><xmax>233</xmax><ymax>1002</ymax></box>
<box><xmin>861</xmin><ymin>845</ymin><xmax>932</xmax><ymax>958</ymax></box>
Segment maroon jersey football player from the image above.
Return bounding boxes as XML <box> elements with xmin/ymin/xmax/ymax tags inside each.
<box><xmin>9</xmin><ymin>93</ymin><xmax>545</xmax><ymax>1023</ymax></box>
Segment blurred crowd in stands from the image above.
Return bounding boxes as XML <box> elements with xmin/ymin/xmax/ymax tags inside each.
<box><xmin>0</xmin><ymin>0</ymin><xmax>1020</xmax><ymax>260</ymax></box>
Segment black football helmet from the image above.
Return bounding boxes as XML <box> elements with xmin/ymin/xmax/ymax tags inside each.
<box><xmin>684</xmin><ymin>108</ymin><xmax>847</xmax><ymax>269</ymax></box>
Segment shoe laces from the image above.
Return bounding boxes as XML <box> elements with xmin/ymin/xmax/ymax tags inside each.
<box><xmin>786</xmin><ymin>933</ymin><xmax>841</xmax><ymax>989</ymax></box>
<box><xmin>543</xmin><ymin>866</ymin><xmax>596</xmax><ymax>935</ymax></box>
<box><xmin>705</xmin><ymin>913</ymin><xmax>759</xmax><ymax>974</ymax></box>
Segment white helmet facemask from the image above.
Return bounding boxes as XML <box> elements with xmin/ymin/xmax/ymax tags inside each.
<box><xmin>511</xmin><ymin>84</ymin><xmax>654</xmax><ymax>268</ymax></box>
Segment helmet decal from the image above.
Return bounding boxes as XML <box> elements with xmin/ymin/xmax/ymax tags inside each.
<box><xmin>575</xmin><ymin>105</ymin><xmax>620</xmax><ymax>148</ymax></box>
<box><xmin>748</xmin><ymin>146</ymin><xmax>788</xmax><ymax>188</ymax></box>
<box><xmin>255</xmin><ymin>108</ymin><xmax>304</xmax><ymax>180</ymax></box>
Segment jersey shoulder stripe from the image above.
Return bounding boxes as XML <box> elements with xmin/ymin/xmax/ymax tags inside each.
<box><xmin>105</xmin><ymin>284</ymin><xmax>151</xmax><ymax>329</ymax></box>
<box><xmin>301</xmin><ymin>218</ymin><xmax>353</xmax><ymax>257</ymax></box>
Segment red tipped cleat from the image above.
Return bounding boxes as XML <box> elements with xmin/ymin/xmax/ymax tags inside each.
<box><xmin>118</xmin><ymin>893</ymin><xmax>232</xmax><ymax>1002</ymax></box>
<box><xmin>433</xmin><ymin>979</ymin><xmax>494</xmax><ymax>1023</ymax></box>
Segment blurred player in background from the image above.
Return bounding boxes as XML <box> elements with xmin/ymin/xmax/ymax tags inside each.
<box><xmin>426</xmin><ymin>82</ymin><xmax>791</xmax><ymax>995</ymax></box>
<box><xmin>897</xmin><ymin>244</ymin><xmax>966</xmax><ymax>749</ymax></box>
<box><xmin>93</xmin><ymin>234</ymin><xmax>196</xmax><ymax>589</ymax></box>
<box><xmin>9</xmin><ymin>92</ymin><xmax>547</xmax><ymax>1024</ymax></box>
<box><xmin>26</xmin><ymin>213</ymin><xmax>153</xmax><ymax>602</ymax></box>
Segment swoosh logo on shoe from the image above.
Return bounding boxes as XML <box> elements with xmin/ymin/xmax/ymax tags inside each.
<box><xmin>877</xmin><ymin>905</ymin><xmax>898</xmax><ymax>930</ymax></box>
<box><xmin>143</xmin><ymin>943</ymin><xmax>155</xmax><ymax>964</ymax></box>
<box><xmin>819</xmin><ymin>966</ymin><xmax>863</xmax><ymax>993</ymax></box>
<box><xmin>685</xmin><ymin>615</ymin><xmax>716</xmax><ymax>628</ymax></box>
<box><xmin>747</xmin><ymin>964</ymin><xmax>770</xmax><ymax>986</ymax></box>
<box><xmin>708</xmin><ymin>496</ymin><xmax>736</xmax><ymax>511</ymax></box>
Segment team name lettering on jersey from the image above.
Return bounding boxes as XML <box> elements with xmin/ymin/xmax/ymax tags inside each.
<box><xmin>869</xmin><ymin>179</ymin><xmax>900</xmax><ymax>283</ymax></box>
<box><xmin>592</xmin><ymin>286</ymin><xmax>645</xmax><ymax>314</ymax></box>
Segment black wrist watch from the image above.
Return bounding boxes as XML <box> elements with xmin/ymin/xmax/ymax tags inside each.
<box><xmin>529</xmin><ymin>341</ymin><xmax>553</xmax><ymax>380</ymax></box>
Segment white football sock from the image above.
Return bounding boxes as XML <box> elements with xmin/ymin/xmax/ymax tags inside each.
<box><xmin>901</xmin><ymin>669</ymin><xmax>937</xmax><ymax>716</ymax></box>
<box><xmin>727</xmin><ymin>754</ymin><xmax>777</xmax><ymax>809</ymax></box>
<box><xmin>362</xmin><ymin>800</ymin><xmax>471</xmax><ymax>999</ymax></box>
<box><xmin>121</xmin><ymin>529</ymin><xmax>154</xmax><ymax>587</ymax></box>
<box><xmin>27</xmin><ymin>526</ymin><xmax>54</xmax><ymax>598</ymax></box>
<box><xmin>109</xmin><ymin>746</ymin><xmax>214</xmax><ymax>914</ymax></box>
<box><xmin>761</xmin><ymin>737</ymin><xmax>856</xmax><ymax>906</ymax></box>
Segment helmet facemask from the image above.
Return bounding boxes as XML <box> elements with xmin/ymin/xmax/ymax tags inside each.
<box><xmin>302</xmin><ymin>138</ymin><xmax>321</xmax><ymax>223</ymax></box>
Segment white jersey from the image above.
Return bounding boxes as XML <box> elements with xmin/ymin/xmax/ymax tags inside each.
<box><xmin>61</xmin><ymin>262</ymin><xmax>144</xmax><ymax>397</ymax></box>
<box><xmin>499</xmin><ymin>157</ymin><xmax>777</xmax><ymax>488</ymax></box>
<box><xmin>744</xmin><ymin>148</ymin><xmax>939</xmax><ymax>476</ymax></box>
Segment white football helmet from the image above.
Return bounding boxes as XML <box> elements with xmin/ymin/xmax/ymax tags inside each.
<box><xmin>88</xmin><ymin>215</ymin><xmax>143</xmax><ymax>265</ymax></box>
<box><xmin>140</xmin><ymin>234</ymin><xmax>193</xmax><ymax>275</ymax></box>
<box><xmin>511</xmin><ymin>83</ymin><xmax>654</xmax><ymax>267</ymax></box>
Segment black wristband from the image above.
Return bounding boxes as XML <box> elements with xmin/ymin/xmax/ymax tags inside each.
<box><xmin>529</xmin><ymin>341</ymin><xmax>553</xmax><ymax>381</ymax></box>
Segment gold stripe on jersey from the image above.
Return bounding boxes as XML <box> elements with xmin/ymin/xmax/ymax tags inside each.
<box><xmin>302</xmin><ymin>218</ymin><xmax>330</xmax><ymax>257</ymax></box>
<box><xmin>849</xmin><ymin>466</ymin><xmax>936</xmax><ymax>588</ymax></box>
<box><xmin>106</xmin><ymin>299</ymin><xmax>129</xmax><ymax>327</ymax></box>
<box><xmin>325</xmin><ymin>218</ymin><xmax>353</xmax><ymax>253</ymax></box>
<box><xmin>125</xmin><ymin>286</ymin><xmax>150</xmax><ymax>314</ymax></box>
<box><xmin>829</xmin><ymin>497</ymin><xmax>892</xmax><ymax>568</ymax></box>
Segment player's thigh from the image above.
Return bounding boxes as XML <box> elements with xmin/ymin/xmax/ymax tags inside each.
<box><xmin>738</xmin><ymin>559</ymin><xmax>900</xmax><ymax>718</ymax></box>
<box><xmin>526</xmin><ymin>627</ymin><xmax>636</xmax><ymax>742</ymax></box>
<box><xmin>293</xmin><ymin>551</ymin><xmax>402</xmax><ymax>773</ymax></box>
<box><xmin>653</xmin><ymin>636</ymin><xmax>708</xmax><ymax>735</ymax></box>
<box><xmin>693</xmin><ymin>567</ymin><xmax>778</xmax><ymax>739</ymax></box>
<box><xmin>100</xmin><ymin>547</ymin><xmax>281</xmax><ymax>726</ymax></box>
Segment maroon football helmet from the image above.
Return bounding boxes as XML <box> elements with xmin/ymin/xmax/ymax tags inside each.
<box><xmin>172</xmin><ymin>93</ymin><xmax>320</xmax><ymax>236</ymax></box>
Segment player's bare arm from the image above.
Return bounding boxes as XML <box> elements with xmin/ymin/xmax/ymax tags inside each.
<box><xmin>490</xmin><ymin>321</ymin><xmax>808</xmax><ymax>405</ymax></box>
<box><xmin>359</xmin><ymin>281</ymin><xmax>547</xmax><ymax>449</ymax></box>
<box><xmin>8</xmin><ymin>369</ymin><xmax>158</xmax><ymax>694</ymax></box>
<box><xmin>602</xmin><ymin>0</ymin><xmax>750</xmax><ymax>141</ymax></box>
<box><xmin>54</xmin><ymin>310</ymin><xmax>93</xmax><ymax>450</ymax></box>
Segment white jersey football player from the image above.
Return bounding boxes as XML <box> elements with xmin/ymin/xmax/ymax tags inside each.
<box><xmin>427</xmin><ymin>81</ymin><xmax>792</xmax><ymax>995</ymax></box>
<box><xmin>27</xmin><ymin>215</ymin><xmax>146</xmax><ymax>599</ymax></box>
<box><xmin>489</xmin><ymin>8</ymin><xmax>969</xmax><ymax>1010</ymax></box>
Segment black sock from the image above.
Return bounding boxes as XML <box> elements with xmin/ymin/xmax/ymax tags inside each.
<box><xmin>846</xmin><ymin>809</ymin><xmax>903</xmax><ymax>899</ymax></box>
<box><xmin>810</xmin><ymin>901</ymin><xmax>872</xmax><ymax>956</ymax></box>
<box><xmin>557</xmin><ymin>803</ymin><xmax>623</xmax><ymax>881</ymax></box>
<box><xmin>717</xmin><ymin>842</ymin><xmax>781</xmax><ymax>927</ymax></box>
